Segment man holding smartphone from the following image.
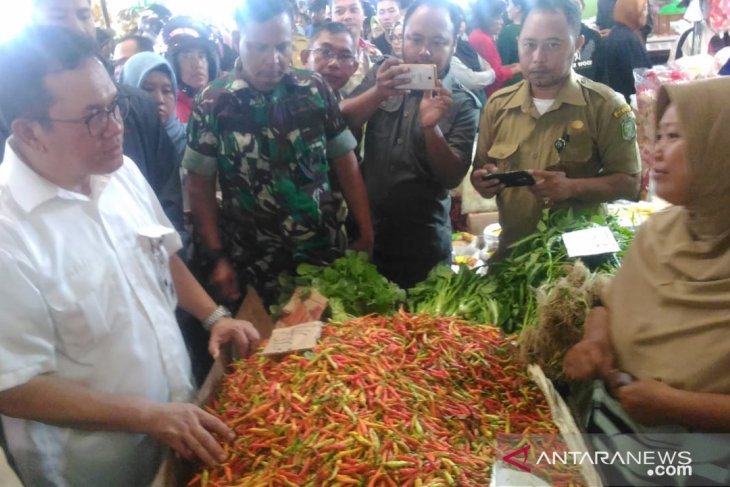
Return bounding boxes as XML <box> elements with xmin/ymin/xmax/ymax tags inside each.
<box><xmin>342</xmin><ymin>0</ymin><xmax>480</xmax><ymax>288</ymax></box>
<box><xmin>471</xmin><ymin>0</ymin><xmax>640</xmax><ymax>261</ymax></box>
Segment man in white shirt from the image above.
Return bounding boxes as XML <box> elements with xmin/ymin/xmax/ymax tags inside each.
<box><xmin>0</xmin><ymin>26</ymin><xmax>260</xmax><ymax>486</ymax></box>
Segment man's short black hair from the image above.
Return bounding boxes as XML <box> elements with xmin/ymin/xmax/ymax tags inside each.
<box><xmin>403</xmin><ymin>0</ymin><xmax>461</xmax><ymax>39</ymax></box>
<box><xmin>471</xmin><ymin>0</ymin><xmax>507</xmax><ymax>32</ymax></box>
<box><xmin>118</xmin><ymin>34</ymin><xmax>154</xmax><ymax>53</ymax></box>
<box><xmin>235</xmin><ymin>0</ymin><xmax>294</xmax><ymax>30</ymax></box>
<box><xmin>309</xmin><ymin>21</ymin><xmax>355</xmax><ymax>46</ymax></box>
<box><xmin>0</xmin><ymin>26</ymin><xmax>97</xmax><ymax>124</ymax></box>
<box><xmin>525</xmin><ymin>0</ymin><xmax>582</xmax><ymax>37</ymax></box>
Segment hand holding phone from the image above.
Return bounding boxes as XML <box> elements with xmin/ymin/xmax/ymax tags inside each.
<box><xmin>481</xmin><ymin>170</ymin><xmax>536</xmax><ymax>187</ymax></box>
<box><xmin>395</xmin><ymin>64</ymin><xmax>437</xmax><ymax>90</ymax></box>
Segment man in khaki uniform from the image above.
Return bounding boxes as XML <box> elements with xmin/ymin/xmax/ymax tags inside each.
<box><xmin>471</xmin><ymin>0</ymin><xmax>640</xmax><ymax>259</ymax></box>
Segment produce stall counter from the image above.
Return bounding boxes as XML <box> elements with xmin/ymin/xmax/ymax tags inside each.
<box><xmin>157</xmin><ymin>312</ymin><xmax>598</xmax><ymax>486</ymax></box>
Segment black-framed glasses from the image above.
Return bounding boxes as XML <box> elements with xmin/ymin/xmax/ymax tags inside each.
<box><xmin>42</xmin><ymin>95</ymin><xmax>130</xmax><ymax>137</ymax></box>
<box><xmin>311</xmin><ymin>47</ymin><xmax>357</xmax><ymax>65</ymax></box>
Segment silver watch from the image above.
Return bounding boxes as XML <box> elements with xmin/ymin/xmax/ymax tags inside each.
<box><xmin>202</xmin><ymin>305</ymin><xmax>232</xmax><ymax>332</ymax></box>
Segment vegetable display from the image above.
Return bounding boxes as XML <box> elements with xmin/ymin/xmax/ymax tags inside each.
<box><xmin>192</xmin><ymin>313</ymin><xmax>570</xmax><ymax>486</ymax></box>
<box><xmin>274</xmin><ymin>251</ymin><xmax>406</xmax><ymax>322</ymax></box>
<box><xmin>407</xmin><ymin>209</ymin><xmax>634</xmax><ymax>333</ymax></box>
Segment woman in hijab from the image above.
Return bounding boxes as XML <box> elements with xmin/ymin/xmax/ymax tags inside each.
<box><xmin>120</xmin><ymin>52</ymin><xmax>187</xmax><ymax>162</ymax></box>
<box><xmin>602</xmin><ymin>0</ymin><xmax>651</xmax><ymax>102</ymax></box>
<box><xmin>564</xmin><ymin>76</ymin><xmax>730</xmax><ymax>486</ymax></box>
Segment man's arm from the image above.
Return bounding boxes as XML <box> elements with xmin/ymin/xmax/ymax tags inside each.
<box><xmin>420</xmin><ymin>84</ymin><xmax>479</xmax><ymax>189</ymax></box>
<box><xmin>529</xmin><ymin>170</ymin><xmax>640</xmax><ymax>204</ymax></box>
<box><xmin>340</xmin><ymin>58</ymin><xmax>410</xmax><ymax>129</ymax></box>
<box><xmin>169</xmin><ymin>254</ymin><xmax>260</xmax><ymax>359</ymax></box>
<box><xmin>330</xmin><ymin>152</ymin><xmax>374</xmax><ymax>253</ymax></box>
<box><xmin>0</xmin><ymin>375</ymin><xmax>233</xmax><ymax>466</ymax></box>
<box><xmin>449</xmin><ymin>56</ymin><xmax>495</xmax><ymax>93</ymax></box>
<box><xmin>184</xmin><ymin>161</ymin><xmax>240</xmax><ymax>302</ymax></box>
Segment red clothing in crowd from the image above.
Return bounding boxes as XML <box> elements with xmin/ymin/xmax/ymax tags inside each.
<box><xmin>468</xmin><ymin>28</ymin><xmax>513</xmax><ymax>97</ymax></box>
<box><xmin>176</xmin><ymin>89</ymin><xmax>194</xmax><ymax>124</ymax></box>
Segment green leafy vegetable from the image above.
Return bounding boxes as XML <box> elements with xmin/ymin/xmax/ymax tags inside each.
<box><xmin>274</xmin><ymin>251</ymin><xmax>406</xmax><ymax>322</ymax></box>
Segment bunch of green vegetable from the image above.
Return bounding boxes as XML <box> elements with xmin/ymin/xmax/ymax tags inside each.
<box><xmin>406</xmin><ymin>265</ymin><xmax>501</xmax><ymax>324</ymax></box>
<box><xmin>405</xmin><ymin>209</ymin><xmax>634</xmax><ymax>333</ymax></box>
<box><xmin>487</xmin><ymin>208</ymin><xmax>633</xmax><ymax>333</ymax></box>
<box><xmin>275</xmin><ymin>251</ymin><xmax>406</xmax><ymax>322</ymax></box>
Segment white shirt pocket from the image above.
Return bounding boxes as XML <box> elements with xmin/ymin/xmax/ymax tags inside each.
<box><xmin>44</xmin><ymin>257</ymin><xmax>111</xmax><ymax>360</ymax></box>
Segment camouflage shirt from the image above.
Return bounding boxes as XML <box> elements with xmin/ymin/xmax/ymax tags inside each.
<box><xmin>183</xmin><ymin>62</ymin><xmax>357</xmax><ymax>305</ymax></box>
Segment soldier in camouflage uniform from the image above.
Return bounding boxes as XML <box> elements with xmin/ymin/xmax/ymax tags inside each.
<box><xmin>183</xmin><ymin>0</ymin><xmax>373</xmax><ymax>307</ymax></box>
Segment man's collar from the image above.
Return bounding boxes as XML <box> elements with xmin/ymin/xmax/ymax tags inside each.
<box><xmin>231</xmin><ymin>58</ymin><xmax>309</xmax><ymax>93</ymax></box>
<box><xmin>504</xmin><ymin>72</ymin><xmax>587</xmax><ymax>112</ymax></box>
<box><xmin>1</xmin><ymin>138</ymin><xmax>99</xmax><ymax>213</ymax></box>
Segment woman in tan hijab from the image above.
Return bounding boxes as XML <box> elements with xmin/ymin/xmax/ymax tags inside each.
<box><xmin>564</xmin><ymin>76</ymin><xmax>730</xmax><ymax>486</ymax></box>
<box><xmin>603</xmin><ymin>0</ymin><xmax>651</xmax><ymax>102</ymax></box>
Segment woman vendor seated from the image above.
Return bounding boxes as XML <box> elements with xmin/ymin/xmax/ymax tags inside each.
<box><xmin>563</xmin><ymin>76</ymin><xmax>730</xmax><ymax>486</ymax></box>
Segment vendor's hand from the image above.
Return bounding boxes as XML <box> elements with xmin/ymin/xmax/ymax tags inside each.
<box><xmin>529</xmin><ymin>169</ymin><xmax>573</xmax><ymax>205</ymax></box>
<box><xmin>564</xmin><ymin>338</ymin><xmax>615</xmax><ymax>381</ymax></box>
<box><xmin>210</xmin><ymin>258</ymin><xmax>241</xmax><ymax>302</ymax></box>
<box><xmin>471</xmin><ymin>163</ymin><xmax>505</xmax><ymax>199</ymax></box>
<box><xmin>375</xmin><ymin>58</ymin><xmax>411</xmax><ymax>98</ymax></box>
<box><xmin>617</xmin><ymin>379</ymin><xmax>676</xmax><ymax>426</ymax></box>
<box><xmin>144</xmin><ymin>402</ymin><xmax>235</xmax><ymax>467</ymax></box>
<box><xmin>420</xmin><ymin>81</ymin><xmax>452</xmax><ymax>129</ymax></box>
<box><xmin>209</xmin><ymin>317</ymin><xmax>260</xmax><ymax>359</ymax></box>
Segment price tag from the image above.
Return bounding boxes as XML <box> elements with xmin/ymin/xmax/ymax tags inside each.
<box><xmin>262</xmin><ymin>321</ymin><xmax>324</xmax><ymax>356</ymax></box>
<box><xmin>561</xmin><ymin>226</ymin><xmax>620</xmax><ymax>258</ymax></box>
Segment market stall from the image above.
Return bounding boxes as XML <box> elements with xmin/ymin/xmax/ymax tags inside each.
<box><xmin>147</xmin><ymin>206</ymin><xmax>652</xmax><ymax>486</ymax></box>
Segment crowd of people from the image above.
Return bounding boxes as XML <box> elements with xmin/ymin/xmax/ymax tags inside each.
<box><xmin>0</xmin><ymin>0</ymin><xmax>727</xmax><ymax>485</ymax></box>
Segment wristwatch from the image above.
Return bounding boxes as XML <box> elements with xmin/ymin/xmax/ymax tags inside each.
<box><xmin>202</xmin><ymin>305</ymin><xmax>232</xmax><ymax>332</ymax></box>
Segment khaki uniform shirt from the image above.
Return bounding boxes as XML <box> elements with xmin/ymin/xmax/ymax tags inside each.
<box><xmin>473</xmin><ymin>73</ymin><xmax>640</xmax><ymax>256</ymax></box>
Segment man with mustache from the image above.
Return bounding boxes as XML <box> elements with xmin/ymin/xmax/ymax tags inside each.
<box><xmin>0</xmin><ymin>26</ymin><xmax>260</xmax><ymax>486</ymax></box>
<box><xmin>470</xmin><ymin>0</ymin><xmax>641</xmax><ymax>261</ymax></box>
<box><xmin>184</xmin><ymin>0</ymin><xmax>372</xmax><ymax>309</ymax></box>
<box><xmin>342</xmin><ymin>0</ymin><xmax>481</xmax><ymax>288</ymax></box>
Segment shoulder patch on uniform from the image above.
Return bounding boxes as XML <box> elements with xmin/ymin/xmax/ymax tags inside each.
<box><xmin>492</xmin><ymin>82</ymin><xmax>522</xmax><ymax>97</ymax></box>
<box><xmin>613</xmin><ymin>104</ymin><xmax>633</xmax><ymax>119</ymax></box>
<box><xmin>620</xmin><ymin>113</ymin><xmax>636</xmax><ymax>141</ymax></box>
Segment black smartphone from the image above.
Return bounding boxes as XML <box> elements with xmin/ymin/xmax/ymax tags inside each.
<box><xmin>482</xmin><ymin>170</ymin><xmax>536</xmax><ymax>187</ymax></box>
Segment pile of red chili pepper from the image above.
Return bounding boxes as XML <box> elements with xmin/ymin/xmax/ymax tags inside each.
<box><xmin>191</xmin><ymin>312</ymin><xmax>566</xmax><ymax>486</ymax></box>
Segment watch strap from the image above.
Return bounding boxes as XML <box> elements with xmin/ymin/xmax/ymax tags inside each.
<box><xmin>202</xmin><ymin>305</ymin><xmax>232</xmax><ymax>332</ymax></box>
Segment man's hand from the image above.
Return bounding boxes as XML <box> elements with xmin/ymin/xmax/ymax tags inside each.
<box><xmin>505</xmin><ymin>63</ymin><xmax>521</xmax><ymax>76</ymax></box>
<box><xmin>617</xmin><ymin>379</ymin><xmax>677</xmax><ymax>426</ymax></box>
<box><xmin>529</xmin><ymin>169</ymin><xmax>574</xmax><ymax>204</ymax></box>
<box><xmin>350</xmin><ymin>235</ymin><xmax>374</xmax><ymax>256</ymax></box>
<box><xmin>209</xmin><ymin>259</ymin><xmax>240</xmax><ymax>302</ymax></box>
<box><xmin>420</xmin><ymin>81</ymin><xmax>452</xmax><ymax>129</ymax></box>
<box><xmin>375</xmin><ymin>58</ymin><xmax>411</xmax><ymax>98</ymax></box>
<box><xmin>209</xmin><ymin>317</ymin><xmax>260</xmax><ymax>359</ymax></box>
<box><xmin>143</xmin><ymin>402</ymin><xmax>235</xmax><ymax>467</ymax></box>
<box><xmin>471</xmin><ymin>164</ymin><xmax>505</xmax><ymax>199</ymax></box>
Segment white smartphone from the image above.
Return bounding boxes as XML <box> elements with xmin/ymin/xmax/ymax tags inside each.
<box><xmin>395</xmin><ymin>64</ymin><xmax>437</xmax><ymax>90</ymax></box>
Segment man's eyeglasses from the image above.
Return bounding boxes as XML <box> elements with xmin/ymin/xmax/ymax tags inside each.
<box><xmin>41</xmin><ymin>96</ymin><xmax>130</xmax><ymax>137</ymax></box>
<box><xmin>311</xmin><ymin>48</ymin><xmax>357</xmax><ymax>66</ymax></box>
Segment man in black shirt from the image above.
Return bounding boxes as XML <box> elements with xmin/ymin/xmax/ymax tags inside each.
<box><xmin>573</xmin><ymin>0</ymin><xmax>606</xmax><ymax>82</ymax></box>
<box><xmin>373</xmin><ymin>0</ymin><xmax>402</xmax><ymax>55</ymax></box>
